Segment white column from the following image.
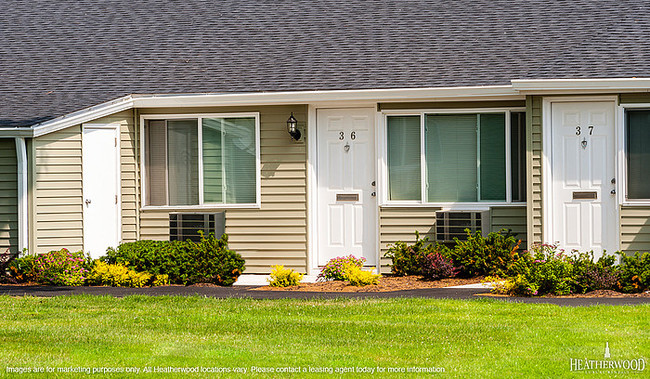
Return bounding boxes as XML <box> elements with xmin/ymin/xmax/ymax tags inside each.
<box><xmin>15</xmin><ymin>137</ymin><xmax>28</xmax><ymax>254</ymax></box>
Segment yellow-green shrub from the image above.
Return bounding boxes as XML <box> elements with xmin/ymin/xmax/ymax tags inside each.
<box><xmin>88</xmin><ymin>261</ymin><xmax>152</xmax><ymax>288</ymax></box>
<box><xmin>268</xmin><ymin>265</ymin><xmax>304</xmax><ymax>287</ymax></box>
<box><xmin>343</xmin><ymin>263</ymin><xmax>381</xmax><ymax>286</ymax></box>
<box><xmin>153</xmin><ymin>274</ymin><xmax>169</xmax><ymax>286</ymax></box>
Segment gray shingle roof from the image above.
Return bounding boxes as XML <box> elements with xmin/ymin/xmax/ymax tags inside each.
<box><xmin>1</xmin><ymin>0</ymin><xmax>650</xmax><ymax>127</ymax></box>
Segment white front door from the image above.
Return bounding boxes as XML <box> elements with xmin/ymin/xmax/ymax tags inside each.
<box><xmin>550</xmin><ymin>101</ymin><xmax>617</xmax><ymax>257</ymax></box>
<box><xmin>317</xmin><ymin>108</ymin><xmax>377</xmax><ymax>266</ymax></box>
<box><xmin>83</xmin><ymin>125</ymin><xmax>120</xmax><ymax>258</ymax></box>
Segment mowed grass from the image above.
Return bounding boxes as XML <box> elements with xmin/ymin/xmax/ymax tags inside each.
<box><xmin>0</xmin><ymin>296</ymin><xmax>648</xmax><ymax>378</ymax></box>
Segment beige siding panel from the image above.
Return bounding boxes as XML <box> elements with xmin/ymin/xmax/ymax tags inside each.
<box><xmin>136</xmin><ymin>105</ymin><xmax>308</xmax><ymax>274</ymax></box>
<box><xmin>0</xmin><ymin>139</ymin><xmax>18</xmax><ymax>253</ymax></box>
<box><xmin>620</xmin><ymin>93</ymin><xmax>650</xmax><ymax>104</ymax></box>
<box><xmin>526</xmin><ymin>95</ymin><xmax>543</xmax><ymax>245</ymax></box>
<box><xmin>379</xmin><ymin>207</ymin><xmax>439</xmax><ymax>273</ymax></box>
<box><xmin>490</xmin><ymin>206</ymin><xmax>528</xmax><ymax>248</ymax></box>
<box><xmin>33</xmin><ymin>125</ymin><xmax>84</xmax><ymax>253</ymax></box>
<box><xmin>93</xmin><ymin>110</ymin><xmax>138</xmax><ymax>243</ymax></box>
<box><xmin>620</xmin><ymin>206</ymin><xmax>650</xmax><ymax>254</ymax></box>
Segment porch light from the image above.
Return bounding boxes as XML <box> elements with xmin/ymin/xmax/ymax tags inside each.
<box><xmin>287</xmin><ymin>113</ymin><xmax>301</xmax><ymax>141</ymax></box>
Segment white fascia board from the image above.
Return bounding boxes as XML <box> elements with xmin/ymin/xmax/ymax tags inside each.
<box><xmin>512</xmin><ymin>78</ymin><xmax>650</xmax><ymax>94</ymax></box>
<box><xmin>31</xmin><ymin>95</ymin><xmax>134</xmax><ymax>137</ymax></box>
<box><xmin>132</xmin><ymin>85</ymin><xmax>520</xmax><ymax>107</ymax></box>
<box><xmin>0</xmin><ymin>128</ymin><xmax>35</xmax><ymax>137</ymax></box>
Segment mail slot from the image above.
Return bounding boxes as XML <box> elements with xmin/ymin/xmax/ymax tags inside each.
<box><xmin>573</xmin><ymin>191</ymin><xmax>597</xmax><ymax>200</ymax></box>
<box><xmin>336</xmin><ymin>193</ymin><xmax>359</xmax><ymax>201</ymax></box>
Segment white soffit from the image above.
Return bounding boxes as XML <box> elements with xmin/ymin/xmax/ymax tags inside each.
<box><xmin>512</xmin><ymin>78</ymin><xmax>650</xmax><ymax>94</ymax></box>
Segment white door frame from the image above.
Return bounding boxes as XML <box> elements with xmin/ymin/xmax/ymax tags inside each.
<box><xmin>541</xmin><ymin>95</ymin><xmax>620</xmax><ymax>251</ymax></box>
<box><xmin>82</xmin><ymin>123</ymin><xmax>121</xmax><ymax>252</ymax></box>
<box><xmin>307</xmin><ymin>104</ymin><xmax>380</xmax><ymax>274</ymax></box>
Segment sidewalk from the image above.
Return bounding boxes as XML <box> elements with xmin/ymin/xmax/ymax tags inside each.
<box><xmin>1</xmin><ymin>284</ymin><xmax>648</xmax><ymax>307</ymax></box>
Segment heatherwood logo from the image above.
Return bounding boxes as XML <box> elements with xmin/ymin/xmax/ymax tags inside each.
<box><xmin>570</xmin><ymin>342</ymin><xmax>646</xmax><ymax>372</ymax></box>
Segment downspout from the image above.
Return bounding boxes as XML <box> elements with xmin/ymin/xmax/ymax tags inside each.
<box><xmin>14</xmin><ymin>138</ymin><xmax>28</xmax><ymax>254</ymax></box>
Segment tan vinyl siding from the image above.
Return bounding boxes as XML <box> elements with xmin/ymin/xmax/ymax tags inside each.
<box><xmin>526</xmin><ymin>95</ymin><xmax>543</xmax><ymax>245</ymax></box>
<box><xmin>379</xmin><ymin>207</ymin><xmax>439</xmax><ymax>273</ymax></box>
<box><xmin>93</xmin><ymin>110</ymin><xmax>138</xmax><ymax>242</ymax></box>
<box><xmin>0</xmin><ymin>139</ymin><xmax>18</xmax><ymax>254</ymax></box>
<box><xmin>137</xmin><ymin>105</ymin><xmax>307</xmax><ymax>273</ymax></box>
<box><xmin>490</xmin><ymin>206</ymin><xmax>527</xmax><ymax>249</ymax></box>
<box><xmin>620</xmin><ymin>206</ymin><xmax>650</xmax><ymax>254</ymax></box>
<box><xmin>620</xmin><ymin>93</ymin><xmax>650</xmax><ymax>104</ymax></box>
<box><xmin>33</xmin><ymin>126</ymin><xmax>84</xmax><ymax>253</ymax></box>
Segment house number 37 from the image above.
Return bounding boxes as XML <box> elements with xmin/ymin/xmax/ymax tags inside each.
<box><xmin>339</xmin><ymin>131</ymin><xmax>357</xmax><ymax>140</ymax></box>
<box><xmin>576</xmin><ymin>125</ymin><xmax>594</xmax><ymax>136</ymax></box>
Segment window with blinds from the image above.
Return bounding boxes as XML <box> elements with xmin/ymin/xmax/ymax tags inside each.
<box><xmin>386</xmin><ymin>111</ymin><xmax>526</xmax><ymax>204</ymax></box>
<box><xmin>144</xmin><ymin>115</ymin><xmax>259</xmax><ymax>207</ymax></box>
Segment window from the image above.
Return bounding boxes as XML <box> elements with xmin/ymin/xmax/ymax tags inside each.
<box><xmin>386</xmin><ymin>111</ymin><xmax>526</xmax><ymax>203</ymax></box>
<box><xmin>144</xmin><ymin>114</ymin><xmax>259</xmax><ymax>207</ymax></box>
<box><xmin>626</xmin><ymin>110</ymin><xmax>650</xmax><ymax>200</ymax></box>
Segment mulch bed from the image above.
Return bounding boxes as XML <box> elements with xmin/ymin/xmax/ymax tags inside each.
<box><xmin>253</xmin><ymin>275</ymin><xmax>485</xmax><ymax>292</ymax></box>
<box><xmin>542</xmin><ymin>290</ymin><xmax>650</xmax><ymax>298</ymax></box>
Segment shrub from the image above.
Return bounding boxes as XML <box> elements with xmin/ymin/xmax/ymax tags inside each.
<box><xmin>421</xmin><ymin>252</ymin><xmax>457</xmax><ymax>280</ymax></box>
<box><xmin>7</xmin><ymin>254</ymin><xmax>37</xmax><ymax>283</ymax></box>
<box><xmin>104</xmin><ymin>233</ymin><xmax>245</xmax><ymax>286</ymax></box>
<box><xmin>268</xmin><ymin>265</ymin><xmax>304</xmax><ymax>287</ymax></box>
<box><xmin>317</xmin><ymin>255</ymin><xmax>365</xmax><ymax>281</ymax></box>
<box><xmin>571</xmin><ymin>252</ymin><xmax>618</xmax><ymax>293</ymax></box>
<box><xmin>88</xmin><ymin>261</ymin><xmax>153</xmax><ymax>287</ymax></box>
<box><xmin>32</xmin><ymin>248</ymin><xmax>88</xmax><ymax>286</ymax></box>
<box><xmin>617</xmin><ymin>251</ymin><xmax>650</xmax><ymax>293</ymax></box>
<box><xmin>153</xmin><ymin>274</ymin><xmax>169</xmax><ymax>286</ymax></box>
<box><xmin>449</xmin><ymin>229</ymin><xmax>522</xmax><ymax>277</ymax></box>
<box><xmin>342</xmin><ymin>263</ymin><xmax>381</xmax><ymax>286</ymax></box>
<box><xmin>526</xmin><ymin>245</ymin><xmax>574</xmax><ymax>296</ymax></box>
<box><xmin>384</xmin><ymin>232</ymin><xmax>437</xmax><ymax>276</ymax></box>
<box><xmin>489</xmin><ymin>274</ymin><xmax>538</xmax><ymax>296</ymax></box>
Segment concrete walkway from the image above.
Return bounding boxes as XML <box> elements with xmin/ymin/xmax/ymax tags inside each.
<box><xmin>1</xmin><ymin>285</ymin><xmax>648</xmax><ymax>306</ymax></box>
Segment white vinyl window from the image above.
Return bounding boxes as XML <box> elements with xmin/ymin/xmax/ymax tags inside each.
<box><xmin>143</xmin><ymin>113</ymin><xmax>260</xmax><ymax>208</ymax></box>
<box><xmin>384</xmin><ymin>110</ymin><xmax>526</xmax><ymax>205</ymax></box>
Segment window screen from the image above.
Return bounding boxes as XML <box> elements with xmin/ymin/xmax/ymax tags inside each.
<box><xmin>627</xmin><ymin>110</ymin><xmax>650</xmax><ymax>199</ymax></box>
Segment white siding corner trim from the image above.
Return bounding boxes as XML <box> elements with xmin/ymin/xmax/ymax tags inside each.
<box><xmin>15</xmin><ymin>137</ymin><xmax>28</xmax><ymax>253</ymax></box>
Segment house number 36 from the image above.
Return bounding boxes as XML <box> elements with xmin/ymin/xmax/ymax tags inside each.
<box><xmin>338</xmin><ymin>131</ymin><xmax>357</xmax><ymax>140</ymax></box>
<box><xmin>576</xmin><ymin>125</ymin><xmax>594</xmax><ymax>136</ymax></box>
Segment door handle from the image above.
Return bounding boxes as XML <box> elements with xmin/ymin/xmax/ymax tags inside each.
<box><xmin>371</xmin><ymin>192</ymin><xmax>376</xmax><ymax>197</ymax></box>
<box><xmin>610</xmin><ymin>189</ymin><xmax>616</xmax><ymax>195</ymax></box>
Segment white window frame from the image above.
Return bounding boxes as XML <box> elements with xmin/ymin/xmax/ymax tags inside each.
<box><xmin>618</xmin><ymin>103</ymin><xmax>650</xmax><ymax>206</ymax></box>
<box><xmin>379</xmin><ymin>107</ymin><xmax>526</xmax><ymax>208</ymax></box>
<box><xmin>140</xmin><ymin>113</ymin><xmax>261</xmax><ymax>210</ymax></box>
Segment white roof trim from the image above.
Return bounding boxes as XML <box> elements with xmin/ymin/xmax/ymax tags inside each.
<box><xmin>3</xmin><ymin>78</ymin><xmax>650</xmax><ymax>137</ymax></box>
<box><xmin>512</xmin><ymin>78</ymin><xmax>650</xmax><ymax>94</ymax></box>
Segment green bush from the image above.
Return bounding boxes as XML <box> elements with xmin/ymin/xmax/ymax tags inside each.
<box><xmin>268</xmin><ymin>265</ymin><xmax>303</xmax><ymax>287</ymax></box>
<box><xmin>617</xmin><ymin>251</ymin><xmax>650</xmax><ymax>293</ymax></box>
<box><xmin>384</xmin><ymin>232</ymin><xmax>438</xmax><ymax>276</ymax></box>
<box><xmin>571</xmin><ymin>252</ymin><xmax>618</xmax><ymax>293</ymax></box>
<box><xmin>104</xmin><ymin>233</ymin><xmax>245</xmax><ymax>286</ymax></box>
<box><xmin>448</xmin><ymin>229</ymin><xmax>522</xmax><ymax>277</ymax></box>
<box><xmin>7</xmin><ymin>254</ymin><xmax>37</xmax><ymax>282</ymax></box>
<box><xmin>342</xmin><ymin>263</ymin><xmax>381</xmax><ymax>286</ymax></box>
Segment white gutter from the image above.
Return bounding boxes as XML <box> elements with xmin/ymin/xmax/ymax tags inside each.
<box><xmin>512</xmin><ymin>78</ymin><xmax>650</xmax><ymax>94</ymax></box>
<box><xmin>15</xmin><ymin>138</ymin><xmax>28</xmax><ymax>254</ymax></box>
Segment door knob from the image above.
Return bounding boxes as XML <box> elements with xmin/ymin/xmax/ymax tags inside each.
<box><xmin>610</xmin><ymin>189</ymin><xmax>616</xmax><ymax>195</ymax></box>
<box><xmin>371</xmin><ymin>192</ymin><xmax>376</xmax><ymax>197</ymax></box>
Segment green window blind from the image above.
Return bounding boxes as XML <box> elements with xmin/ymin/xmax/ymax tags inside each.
<box><xmin>425</xmin><ymin>114</ymin><xmax>478</xmax><ymax>202</ymax></box>
<box><xmin>202</xmin><ymin>117</ymin><xmax>257</xmax><ymax>204</ymax></box>
<box><xmin>479</xmin><ymin>113</ymin><xmax>506</xmax><ymax>201</ymax></box>
<box><xmin>387</xmin><ymin>116</ymin><xmax>421</xmax><ymax>200</ymax></box>
<box><xmin>627</xmin><ymin>110</ymin><xmax>650</xmax><ymax>199</ymax></box>
<box><xmin>167</xmin><ymin>120</ymin><xmax>199</xmax><ymax>206</ymax></box>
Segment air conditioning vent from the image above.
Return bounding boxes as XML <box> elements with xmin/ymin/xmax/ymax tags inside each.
<box><xmin>435</xmin><ymin>211</ymin><xmax>489</xmax><ymax>242</ymax></box>
<box><xmin>169</xmin><ymin>213</ymin><xmax>225</xmax><ymax>242</ymax></box>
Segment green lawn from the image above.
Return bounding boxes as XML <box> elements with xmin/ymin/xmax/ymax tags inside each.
<box><xmin>0</xmin><ymin>296</ymin><xmax>647</xmax><ymax>378</ymax></box>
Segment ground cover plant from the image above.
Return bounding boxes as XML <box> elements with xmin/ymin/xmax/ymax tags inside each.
<box><xmin>0</xmin><ymin>296</ymin><xmax>647</xmax><ymax>378</ymax></box>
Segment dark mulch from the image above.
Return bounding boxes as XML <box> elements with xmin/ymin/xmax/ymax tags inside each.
<box><xmin>254</xmin><ymin>276</ymin><xmax>484</xmax><ymax>292</ymax></box>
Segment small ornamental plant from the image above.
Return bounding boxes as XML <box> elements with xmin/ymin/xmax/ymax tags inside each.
<box><xmin>268</xmin><ymin>265</ymin><xmax>304</xmax><ymax>287</ymax></box>
<box><xmin>33</xmin><ymin>248</ymin><xmax>88</xmax><ymax>286</ymax></box>
<box><xmin>317</xmin><ymin>255</ymin><xmax>366</xmax><ymax>281</ymax></box>
<box><xmin>342</xmin><ymin>263</ymin><xmax>381</xmax><ymax>286</ymax></box>
<box><xmin>88</xmin><ymin>261</ymin><xmax>155</xmax><ymax>288</ymax></box>
<box><xmin>421</xmin><ymin>252</ymin><xmax>458</xmax><ymax>280</ymax></box>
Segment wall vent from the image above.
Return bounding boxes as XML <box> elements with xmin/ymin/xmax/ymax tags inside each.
<box><xmin>435</xmin><ymin>211</ymin><xmax>489</xmax><ymax>242</ymax></box>
<box><xmin>169</xmin><ymin>213</ymin><xmax>225</xmax><ymax>242</ymax></box>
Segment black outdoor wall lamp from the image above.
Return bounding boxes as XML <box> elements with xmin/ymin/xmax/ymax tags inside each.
<box><xmin>287</xmin><ymin>112</ymin><xmax>302</xmax><ymax>141</ymax></box>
